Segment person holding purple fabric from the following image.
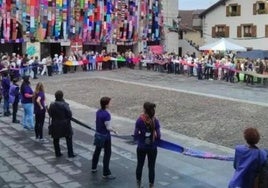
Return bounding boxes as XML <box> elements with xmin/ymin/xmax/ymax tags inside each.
<box><xmin>91</xmin><ymin>97</ymin><xmax>117</xmax><ymax>180</ymax></box>
<box><xmin>134</xmin><ymin>102</ymin><xmax>161</xmax><ymax>188</ymax></box>
<box><xmin>229</xmin><ymin>127</ymin><xmax>267</xmax><ymax>188</ymax></box>
<box><xmin>33</xmin><ymin>82</ymin><xmax>47</xmax><ymax>143</ymax></box>
<box><xmin>20</xmin><ymin>76</ymin><xmax>34</xmax><ymax>130</ymax></box>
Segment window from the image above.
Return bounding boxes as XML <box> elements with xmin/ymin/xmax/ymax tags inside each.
<box><xmin>259</xmin><ymin>2</ymin><xmax>265</xmax><ymax>10</ymax></box>
<box><xmin>226</xmin><ymin>4</ymin><xmax>241</xmax><ymax>16</ymax></box>
<box><xmin>237</xmin><ymin>24</ymin><xmax>257</xmax><ymax>38</ymax></box>
<box><xmin>231</xmin><ymin>5</ymin><xmax>238</xmax><ymax>16</ymax></box>
<box><xmin>243</xmin><ymin>25</ymin><xmax>252</xmax><ymax>37</ymax></box>
<box><xmin>216</xmin><ymin>26</ymin><xmax>225</xmax><ymax>37</ymax></box>
<box><xmin>258</xmin><ymin>3</ymin><xmax>266</xmax><ymax>14</ymax></box>
<box><xmin>253</xmin><ymin>2</ymin><xmax>267</xmax><ymax>15</ymax></box>
<box><xmin>212</xmin><ymin>25</ymin><xmax>229</xmax><ymax>38</ymax></box>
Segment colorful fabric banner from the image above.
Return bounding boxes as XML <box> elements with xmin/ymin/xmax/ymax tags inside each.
<box><xmin>0</xmin><ymin>0</ymin><xmax>163</xmax><ymax>43</ymax></box>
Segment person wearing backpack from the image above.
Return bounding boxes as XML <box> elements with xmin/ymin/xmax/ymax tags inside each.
<box><xmin>228</xmin><ymin>127</ymin><xmax>267</xmax><ymax>188</ymax></box>
<box><xmin>134</xmin><ymin>102</ymin><xmax>161</xmax><ymax>188</ymax></box>
<box><xmin>9</xmin><ymin>77</ymin><xmax>20</xmax><ymax>123</ymax></box>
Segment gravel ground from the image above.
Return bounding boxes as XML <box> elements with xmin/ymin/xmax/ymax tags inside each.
<box><xmin>32</xmin><ymin>70</ymin><xmax>268</xmax><ymax>149</ymax></box>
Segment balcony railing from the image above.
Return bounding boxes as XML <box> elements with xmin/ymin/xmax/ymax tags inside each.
<box><xmin>244</xmin><ymin>33</ymin><xmax>252</xmax><ymax>37</ymax></box>
<box><xmin>257</xmin><ymin>9</ymin><xmax>266</xmax><ymax>14</ymax></box>
<box><xmin>230</xmin><ymin>11</ymin><xmax>238</xmax><ymax>16</ymax></box>
<box><xmin>215</xmin><ymin>31</ymin><xmax>226</xmax><ymax>38</ymax></box>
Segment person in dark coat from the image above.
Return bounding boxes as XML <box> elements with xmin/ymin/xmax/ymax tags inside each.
<box><xmin>48</xmin><ymin>90</ymin><xmax>75</xmax><ymax>158</ymax></box>
<box><xmin>1</xmin><ymin>71</ymin><xmax>11</xmax><ymax>116</ymax></box>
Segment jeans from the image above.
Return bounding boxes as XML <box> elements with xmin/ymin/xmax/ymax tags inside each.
<box><xmin>3</xmin><ymin>96</ymin><xmax>9</xmax><ymax>113</ymax></box>
<box><xmin>22</xmin><ymin>103</ymin><xmax>34</xmax><ymax>129</ymax></box>
<box><xmin>35</xmin><ymin>112</ymin><xmax>45</xmax><ymax>139</ymax></box>
<box><xmin>136</xmin><ymin>147</ymin><xmax>157</xmax><ymax>185</ymax></box>
<box><xmin>92</xmin><ymin>139</ymin><xmax>112</xmax><ymax>176</ymax></box>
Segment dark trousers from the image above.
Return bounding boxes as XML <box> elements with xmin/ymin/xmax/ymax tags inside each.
<box><xmin>92</xmin><ymin>139</ymin><xmax>112</xmax><ymax>176</ymax></box>
<box><xmin>236</xmin><ymin>73</ymin><xmax>240</xmax><ymax>82</ymax></box>
<box><xmin>53</xmin><ymin>136</ymin><xmax>74</xmax><ymax>157</ymax></box>
<box><xmin>247</xmin><ymin>75</ymin><xmax>254</xmax><ymax>85</ymax></box>
<box><xmin>12</xmin><ymin>102</ymin><xmax>19</xmax><ymax>121</ymax></box>
<box><xmin>47</xmin><ymin>66</ymin><xmax>53</xmax><ymax>76</ymax></box>
<box><xmin>197</xmin><ymin>68</ymin><xmax>202</xmax><ymax>80</ymax></box>
<box><xmin>35</xmin><ymin>112</ymin><xmax>45</xmax><ymax>139</ymax></box>
<box><xmin>136</xmin><ymin>147</ymin><xmax>157</xmax><ymax>185</ymax></box>
<box><xmin>32</xmin><ymin>67</ymin><xmax>38</xmax><ymax>78</ymax></box>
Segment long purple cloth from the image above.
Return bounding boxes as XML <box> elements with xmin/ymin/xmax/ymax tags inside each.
<box><xmin>70</xmin><ymin>118</ymin><xmax>234</xmax><ymax>161</ymax></box>
<box><xmin>157</xmin><ymin>139</ymin><xmax>234</xmax><ymax>161</ymax></box>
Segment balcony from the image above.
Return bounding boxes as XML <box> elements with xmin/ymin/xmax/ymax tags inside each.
<box><xmin>257</xmin><ymin>9</ymin><xmax>266</xmax><ymax>14</ymax></box>
<box><xmin>230</xmin><ymin>11</ymin><xmax>238</xmax><ymax>16</ymax></box>
<box><xmin>215</xmin><ymin>31</ymin><xmax>226</xmax><ymax>38</ymax></box>
<box><xmin>244</xmin><ymin>33</ymin><xmax>252</xmax><ymax>37</ymax></box>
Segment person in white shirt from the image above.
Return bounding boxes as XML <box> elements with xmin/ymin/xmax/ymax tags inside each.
<box><xmin>41</xmin><ymin>57</ymin><xmax>48</xmax><ymax>76</ymax></box>
<box><xmin>57</xmin><ymin>53</ymin><xmax>63</xmax><ymax>74</ymax></box>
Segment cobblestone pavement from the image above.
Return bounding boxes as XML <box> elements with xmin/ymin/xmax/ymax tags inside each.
<box><xmin>0</xmin><ymin>96</ymin><xmax>233</xmax><ymax>188</ymax></box>
<box><xmin>35</xmin><ymin>68</ymin><xmax>268</xmax><ymax>148</ymax></box>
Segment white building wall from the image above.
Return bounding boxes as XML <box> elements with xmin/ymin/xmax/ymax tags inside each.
<box><xmin>161</xmin><ymin>0</ymin><xmax>179</xmax><ymax>53</ymax></box>
<box><xmin>203</xmin><ymin>0</ymin><xmax>268</xmax><ymax>50</ymax></box>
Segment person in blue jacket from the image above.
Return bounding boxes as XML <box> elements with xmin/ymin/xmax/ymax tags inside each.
<box><xmin>229</xmin><ymin>127</ymin><xmax>267</xmax><ymax>188</ymax></box>
<box><xmin>134</xmin><ymin>102</ymin><xmax>161</xmax><ymax>188</ymax></box>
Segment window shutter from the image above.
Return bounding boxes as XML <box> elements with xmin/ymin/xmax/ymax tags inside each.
<box><xmin>265</xmin><ymin>2</ymin><xmax>268</xmax><ymax>14</ymax></box>
<box><xmin>225</xmin><ymin>26</ymin><xmax>230</xmax><ymax>37</ymax></box>
<box><xmin>212</xmin><ymin>26</ymin><xmax>216</xmax><ymax>38</ymax></box>
<box><xmin>237</xmin><ymin>26</ymin><xmax>242</xmax><ymax>38</ymax></box>
<box><xmin>252</xmin><ymin>25</ymin><xmax>257</xmax><ymax>37</ymax></box>
<box><xmin>253</xmin><ymin>3</ymin><xmax>257</xmax><ymax>15</ymax></box>
<box><xmin>226</xmin><ymin>5</ymin><xmax>230</xmax><ymax>17</ymax></box>
<box><xmin>237</xmin><ymin>5</ymin><xmax>241</xmax><ymax>16</ymax></box>
<box><xmin>265</xmin><ymin>25</ymin><xmax>268</xmax><ymax>37</ymax></box>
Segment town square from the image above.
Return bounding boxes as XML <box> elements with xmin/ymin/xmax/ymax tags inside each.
<box><xmin>0</xmin><ymin>0</ymin><xmax>267</xmax><ymax>188</ymax></box>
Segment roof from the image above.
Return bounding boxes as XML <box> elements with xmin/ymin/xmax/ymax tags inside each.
<box><xmin>179</xmin><ymin>10</ymin><xmax>204</xmax><ymax>31</ymax></box>
<box><xmin>199</xmin><ymin>0</ymin><xmax>228</xmax><ymax>17</ymax></box>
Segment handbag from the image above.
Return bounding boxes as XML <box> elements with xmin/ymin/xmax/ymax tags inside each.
<box><xmin>93</xmin><ymin>132</ymin><xmax>107</xmax><ymax>148</ymax></box>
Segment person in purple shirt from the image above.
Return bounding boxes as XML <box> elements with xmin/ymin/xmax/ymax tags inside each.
<box><xmin>20</xmin><ymin>76</ymin><xmax>34</xmax><ymax>130</ymax></box>
<box><xmin>33</xmin><ymin>82</ymin><xmax>47</xmax><ymax>143</ymax></box>
<box><xmin>9</xmin><ymin>77</ymin><xmax>20</xmax><ymax>123</ymax></box>
<box><xmin>91</xmin><ymin>97</ymin><xmax>117</xmax><ymax>180</ymax></box>
<box><xmin>229</xmin><ymin>127</ymin><xmax>267</xmax><ymax>188</ymax></box>
<box><xmin>134</xmin><ymin>102</ymin><xmax>161</xmax><ymax>188</ymax></box>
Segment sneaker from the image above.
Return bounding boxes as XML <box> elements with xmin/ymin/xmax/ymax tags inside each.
<box><xmin>12</xmin><ymin>120</ymin><xmax>20</xmax><ymax>124</ymax></box>
<box><xmin>4</xmin><ymin>112</ymin><xmax>10</xmax><ymax>116</ymax></box>
<box><xmin>68</xmin><ymin>154</ymin><xmax>77</xmax><ymax>158</ymax></box>
<box><xmin>91</xmin><ymin>169</ymin><xmax>97</xmax><ymax>173</ymax></box>
<box><xmin>39</xmin><ymin>138</ymin><xmax>49</xmax><ymax>144</ymax></box>
<box><xmin>102</xmin><ymin>174</ymin><xmax>116</xmax><ymax>180</ymax></box>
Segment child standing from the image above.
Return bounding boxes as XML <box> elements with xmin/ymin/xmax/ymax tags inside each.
<box><xmin>9</xmin><ymin>77</ymin><xmax>20</xmax><ymax>123</ymax></box>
